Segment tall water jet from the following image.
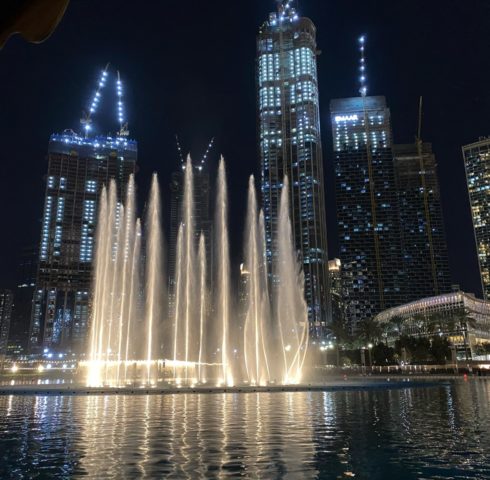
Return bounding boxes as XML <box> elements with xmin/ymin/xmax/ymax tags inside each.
<box><xmin>124</xmin><ymin>218</ymin><xmax>141</xmax><ymax>381</ymax></box>
<box><xmin>183</xmin><ymin>157</ymin><xmax>195</xmax><ymax>380</ymax></box>
<box><xmin>144</xmin><ymin>173</ymin><xmax>164</xmax><ymax>384</ymax></box>
<box><xmin>197</xmin><ymin>233</ymin><xmax>206</xmax><ymax>383</ymax></box>
<box><xmin>172</xmin><ymin>225</ymin><xmax>183</xmax><ymax>381</ymax></box>
<box><xmin>215</xmin><ymin>157</ymin><xmax>233</xmax><ymax>386</ymax></box>
<box><xmin>274</xmin><ymin>176</ymin><xmax>309</xmax><ymax>384</ymax></box>
<box><xmin>243</xmin><ymin>176</ymin><xmax>270</xmax><ymax>385</ymax></box>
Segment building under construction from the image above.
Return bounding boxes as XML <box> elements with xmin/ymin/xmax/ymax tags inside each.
<box><xmin>393</xmin><ymin>142</ymin><xmax>451</xmax><ymax>302</ymax></box>
<box><xmin>29</xmin><ymin>66</ymin><xmax>137</xmax><ymax>354</ymax></box>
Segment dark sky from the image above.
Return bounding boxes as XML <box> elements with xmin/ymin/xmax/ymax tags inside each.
<box><xmin>0</xmin><ymin>0</ymin><xmax>489</xmax><ymax>296</ymax></box>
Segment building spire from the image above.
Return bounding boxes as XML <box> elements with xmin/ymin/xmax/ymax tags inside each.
<box><xmin>358</xmin><ymin>35</ymin><xmax>367</xmax><ymax>97</ymax></box>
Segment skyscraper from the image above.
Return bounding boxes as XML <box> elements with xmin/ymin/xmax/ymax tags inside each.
<box><xmin>330</xmin><ymin>95</ymin><xmax>404</xmax><ymax>333</ymax></box>
<box><xmin>393</xmin><ymin>142</ymin><xmax>451</xmax><ymax>301</ymax></box>
<box><xmin>463</xmin><ymin>137</ymin><xmax>490</xmax><ymax>299</ymax></box>
<box><xmin>257</xmin><ymin>1</ymin><xmax>330</xmax><ymax>335</ymax></box>
<box><xmin>0</xmin><ymin>290</ymin><xmax>13</xmax><ymax>362</ymax></box>
<box><xmin>29</xmin><ymin>131</ymin><xmax>137</xmax><ymax>353</ymax></box>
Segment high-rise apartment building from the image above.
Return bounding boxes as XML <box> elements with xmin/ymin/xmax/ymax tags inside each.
<box><xmin>393</xmin><ymin>142</ymin><xmax>451</xmax><ymax>301</ymax></box>
<box><xmin>330</xmin><ymin>96</ymin><xmax>404</xmax><ymax>333</ymax></box>
<box><xmin>463</xmin><ymin>137</ymin><xmax>490</xmax><ymax>299</ymax></box>
<box><xmin>29</xmin><ymin>131</ymin><xmax>137</xmax><ymax>353</ymax></box>
<box><xmin>257</xmin><ymin>1</ymin><xmax>330</xmax><ymax>335</ymax></box>
<box><xmin>0</xmin><ymin>290</ymin><xmax>14</xmax><ymax>361</ymax></box>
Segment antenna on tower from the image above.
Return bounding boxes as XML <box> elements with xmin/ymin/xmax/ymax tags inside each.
<box><xmin>81</xmin><ymin>62</ymin><xmax>110</xmax><ymax>137</ymax></box>
<box><xmin>116</xmin><ymin>70</ymin><xmax>129</xmax><ymax>137</ymax></box>
<box><xmin>358</xmin><ymin>35</ymin><xmax>367</xmax><ymax>97</ymax></box>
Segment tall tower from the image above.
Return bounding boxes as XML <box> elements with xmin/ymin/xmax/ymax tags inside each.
<box><xmin>393</xmin><ymin>141</ymin><xmax>451</xmax><ymax>301</ymax></box>
<box><xmin>462</xmin><ymin>137</ymin><xmax>490</xmax><ymax>299</ymax></box>
<box><xmin>257</xmin><ymin>1</ymin><xmax>330</xmax><ymax>336</ymax></box>
<box><xmin>330</xmin><ymin>36</ymin><xmax>405</xmax><ymax>334</ymax></box>
<box><xmin>29</xmin><ymin>67</ymin><xmax>137</xmax><ymax>354</ymax></box>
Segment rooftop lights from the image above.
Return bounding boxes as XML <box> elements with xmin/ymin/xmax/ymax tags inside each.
<box><xmin>358</xmin><ymin>35</ymin><xmax>368</xmax><ymax>97</ymax></box>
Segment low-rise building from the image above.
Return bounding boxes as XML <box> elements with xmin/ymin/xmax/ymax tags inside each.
<box><xmin>374</xmin><ymin>291</ymin><xmax>490</xmax><ymax>360</ymax></box>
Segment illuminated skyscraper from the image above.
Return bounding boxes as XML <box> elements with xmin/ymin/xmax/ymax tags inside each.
<box><xmin>330</xmin><ymin>95</ymin><xmax>404</xmax><ymax>333</ymax></box>
<box><xmin>257</xmin><ymin>1</ymin><xmax>330</xmax><ymax>335</ymax></box>
<box><xmin>0</xmin><ymin>290</ymin><xmax>13</xmax><ymax>362</ymax></box>
<box><xmin>463</xmin><ymin>137</ymin><xmax>490</xmax><ymax>299</ymax></box>
<box><xmin>29</xmin><ymin>67</ymin><xmax>137</xmax><ymax>353</ymax></box>
<box><xmin>393</xmin><ymin>142</ymin><xmax>451</xmax><ymax>301</ymax></box>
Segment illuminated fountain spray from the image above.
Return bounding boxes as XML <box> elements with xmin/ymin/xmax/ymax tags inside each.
<box><xmin>84</xmin><ymin>162</ymin><xmax>308</xmax><ymax>388</ymax></box>
<box><xmin>144</xmin><ymin>174</ymin><xmax>164</xmax><ymax>384</ymax></box>
<box><xmin>173</xmin><ymin>157</ymin><xmax>197</xmax><ymax>384</ymax></box>
<box><xmin>243</xmin><ymin>176</ymin><xmax>271</xmax><ymax>385</ymax></box>
<box><xmin>197</xmin><ymin>233</ymin><xmax>207</xmax><ymax>383</ymax></box>
<box><xmin>87</xmin><ymin>175</ymin><xmax>143</xmax><ymax>387</ymax></box>
<box><xmin>274</xmin><ymin>176</ymin><xmax>309</xmax><ymax>384</ymax></box>
<box><xmin>216</xmin><ymin>157</ymin><xmax>233</xmax><ymax>386</ymax></box>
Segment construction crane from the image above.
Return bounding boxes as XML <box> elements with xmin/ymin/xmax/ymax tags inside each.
<box><xmin>80</xmin><ymin>63</ymin><xmax>129</xmax><ymax>138</ymax></box>
<box><xmin>416</xmin><ymin>96</ymin><xmax>439</xmax><ymax>294</ymax></box>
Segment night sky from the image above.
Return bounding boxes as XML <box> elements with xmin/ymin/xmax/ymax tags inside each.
<box><xmin>0</xmin><ymin>0</ymin><xmax>489</xmax><ymax>297</ymax></box>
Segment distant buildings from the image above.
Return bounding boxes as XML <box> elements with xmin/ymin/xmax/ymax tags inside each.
<box><xmin>330</xmin><ymin>96</ymin><xmax>404</xmax><ymax>334</ymax></box>
<box><xmin>8</xmin><ymin>246</ymin><xmax>37</xmax><ymax>356</ymax></box>
<box><xmin>29</xmin><ymin>131</ymin><xmax>137</xmax><ymax>354</ymax></box>
<box><xmin>257</xmin><ymin>1</ymin><xmax>330</xmax><ymax>335</ymax></box>
<box><xmin>463</xmin><ymin>137</ymin><xmax>490</xmax><ymax>300</ymax></box>
<box><xmin>0</xmin><ymin>290</ymin><xmax>13</xmax><ymax>361</ymax></box>
<box><xmin>393</xmin><ymin>142</ymin><xmax>451</xmax><ymax>301</ymax></box>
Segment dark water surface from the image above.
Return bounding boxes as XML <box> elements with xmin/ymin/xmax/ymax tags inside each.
<box><xmin>0</xmin><ymin>380</ymin><xmax>489</xmax><ymax>479</ymax></box>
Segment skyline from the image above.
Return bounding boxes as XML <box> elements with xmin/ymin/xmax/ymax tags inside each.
<box><xmin>0</xmin><ymin>0</ymin><xmax>489</xmax><ymax>298</ymax></box>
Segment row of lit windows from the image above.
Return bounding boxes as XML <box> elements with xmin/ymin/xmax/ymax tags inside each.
<box><xmin>40</xmin><ymin>196</ymin><xmax>53</xmax><ymax>260</ymax></box>
<box><xmin>47</xmin><ymin>176</ymin><xmax>67</xmax><ymax>189</ymax></box>
<box><xmin>86</xmin><ymin>180</ymin><xmax>97</xmax><ymax>193</ymax></box>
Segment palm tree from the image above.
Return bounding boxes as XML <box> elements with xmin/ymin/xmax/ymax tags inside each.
<box><xmin>358</xmin><ymin>317</ymin><xmax>382</xmax><ymax>344</ymax></box>
<box><xmin>388</xmin><ymin>315</ymin><xmax>404</xmax><ymax>338</ymax></box>
<box><xmin>452</xmin><ymin>307</ymin><xmax>477</xmax><ymax>361</ymax></box>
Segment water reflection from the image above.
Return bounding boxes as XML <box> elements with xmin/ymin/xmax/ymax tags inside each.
<box><xmin>0</xmin><ymin>381</ymin><xmax>489</xmax><ymax>479</ymax></box>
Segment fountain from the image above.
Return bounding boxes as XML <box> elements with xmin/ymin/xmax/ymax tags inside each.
<box><xmin>82</xmin><ymin>157</ymin><xmax>309</xmax><ymax>387</ymax></box>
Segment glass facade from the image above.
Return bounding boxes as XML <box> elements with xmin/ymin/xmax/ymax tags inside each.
<box><xmin>330</xmin><ymin>96</ymin><xmax>404</xmax><ymax>334</ymax></box>
<box><xmin>29</xmin><ymin>131</ymin><xmax>137</xmax><ymax>353</ymax></box>
<box><xmin>463</xmin><ymin>138</ymin><xmax>490</xmax><ymax>299</ymax></box>
<box><xmin>393</xmin><ymin>142</ymin><xmax>451</xmax><ymax>301</ymax></box>
<box><xmin>257</xmin><ymin>3</ymin><xmax>330</xmax><ymax>336</ymax></box>
<box><xmin>0</xmin><ymin>290</ymin><xmax>13</xmax><ymax>361</ymax></box>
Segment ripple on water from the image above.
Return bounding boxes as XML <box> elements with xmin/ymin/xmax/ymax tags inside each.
<box><xmin>0</xmin><ymin>381</ymin><xmax>489</xmax><ymax>479</ymax></box>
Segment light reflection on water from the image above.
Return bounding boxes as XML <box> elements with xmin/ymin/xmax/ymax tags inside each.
<box><xmin>0</xmin><ymin>381</ymin><xmax>489</xmax><ymax>479</ymax></box>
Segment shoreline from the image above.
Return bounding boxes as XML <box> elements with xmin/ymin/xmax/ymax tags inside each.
<box><xmin>0</xmin><ymin>377</ymin><xmax>456</xmax><ymax>396</ymax></box>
